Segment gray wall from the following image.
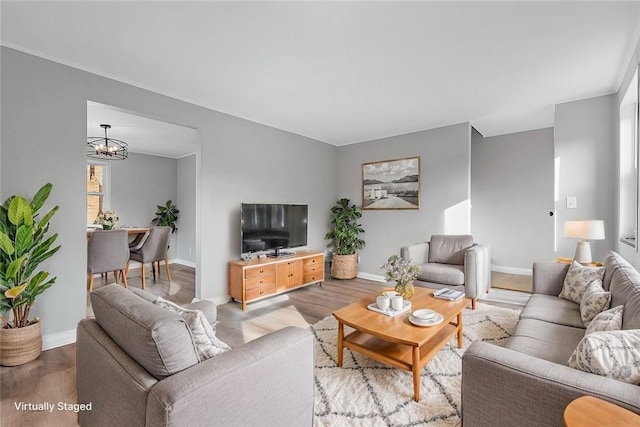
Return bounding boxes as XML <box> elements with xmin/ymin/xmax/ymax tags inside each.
<box><xmin>554</xmin><ymin>94</ymin><xmax>616</xmax><ymax>262</ymax></box>
<box><xmin>0</xmin><ymin>47</ymin><xmax>337</xmax><ymax>339</ymax></box>
<box><xmin>109</xmin><ymin>152</ymin><xmax>178</xmax><ymax>258</ymax></box>
<box><xmin>177</xmin><ymin>154</ymin><xmax>196</xmax><ymax>264</ymax></box>
<box><xmin>471</xmin><ymin>127</ymin><xmax>555</xmax><ymax>271</ymax></box>
<box><xmin>336</xmin><ymin>123</ymin><xmax>471</xmax><ymax>279</ymax></box>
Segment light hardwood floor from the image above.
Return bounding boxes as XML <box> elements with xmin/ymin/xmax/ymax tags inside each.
<box><xmin>1</xmin><ymin>265</ymin><xmax>526</xmax><ymax>426</ymax></box>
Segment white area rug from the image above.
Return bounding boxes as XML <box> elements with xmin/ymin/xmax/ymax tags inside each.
<box><xmin>312</xmin><ymin>303</ymin><xmax>521</xmax><ymax>426</ymax></box>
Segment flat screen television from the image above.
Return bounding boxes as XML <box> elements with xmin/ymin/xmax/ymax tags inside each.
<box><xmin>241</xmin><ymin>203</ymin><xmax>308</xmax><ymax>257</ymax></box>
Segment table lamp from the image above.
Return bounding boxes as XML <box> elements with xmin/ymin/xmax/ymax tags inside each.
<box><xmin>564</xmin><ymin>220</ymin><xmax>605</xmax><ymax>264</ymax></box>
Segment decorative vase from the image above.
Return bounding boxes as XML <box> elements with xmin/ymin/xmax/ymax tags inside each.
<box><xmin>395</xmin><ymin>281</ymin><xmax>415</xmax><ymax>299</ymax></box>
<box><xmin>103</xmin><ymin>225</ymin><xmax>113</xmax><ymax>231</ymax></box>
<box><xmin>0</xmin><ymin>321</ymin><xmax>42</xmax><ymax>366</ymax></box>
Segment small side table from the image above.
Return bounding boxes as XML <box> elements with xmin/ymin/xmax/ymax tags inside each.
<box><xmin>564</xmin><ymin>396</ymin><xmax>640</xmax><ymax>427</ymax></box>
<box><xmin>556</xmin><ymin>257</ymin><xmax>602</xmax><ymax>267</ymax></box>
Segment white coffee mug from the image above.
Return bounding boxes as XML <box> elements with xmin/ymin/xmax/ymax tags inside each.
<box><xmin>376</xmin><ymin>295</ymin><xmax>390</xmax><ymax>311</ymax></box>
<box><xmin>391</xmin><ymin>295</ymin><xmax>404</xmax><ymax>310</ymax></box>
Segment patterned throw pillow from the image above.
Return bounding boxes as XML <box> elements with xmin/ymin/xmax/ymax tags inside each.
<box><xmin>155</xmin><ymin>296</ymin><xmax>230</xmax><ymax>361</ymax></box>
<box><xmin>579</xmin><ymin>279</ymin><xmax>611</xmax><ymax>327</ymax></box>
<box><xmin>558</xmin><ymin>261</ymin><xmax>605</xmax><ymax>304</ymax></box>
<box><xmin>586</xmin><ymin>305</ymin><xmax>624</xmax><ymax>335</ymax></box>
<box><xmin>568</xmin><ymin>330</ymin><xmax>640</xmax><ymax>384</ymax></box>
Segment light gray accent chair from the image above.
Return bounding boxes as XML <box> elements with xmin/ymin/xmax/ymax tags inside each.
<box><xmin>77</xmin><ymin>284</ymin><xmax>314</xmax><ymax>426</ymax></box>
<box><xmin>87</xmin><ymin>229</ymin><xmax>130</xmax><ymax>292</ymax></box>
<box><xmin>127</xmin><ymin>226</ymin><xmax>172</xmax><ymax>289</ymax></box>
<box><xmin>462</xmin><ymin>251</ymin><xmax>640</xmax><ymax>427</ymax></box>
<box><xmin>400</xmin><ymin>235</ymin><xmax>491</xmax><ymax>309</ymax></box>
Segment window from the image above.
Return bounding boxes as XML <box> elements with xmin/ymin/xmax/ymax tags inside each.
<box><xmin>619</xmin><ymin>67</ymin><xmax>638</xmax><ymax>248</ymax></box>
<box><xmin>86</xmin><ymin>162</ymin><xmax>109</xmax><ymax>225</ymax></box>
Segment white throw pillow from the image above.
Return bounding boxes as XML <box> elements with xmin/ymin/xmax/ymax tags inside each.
<box><xmin>155</xmin><ymin>296</ymin><xmax>230</xmax><ymax>361</ymax></box>
<box><xmin>558</xmin><ymin>261</ymin><xmax>605</xmax><ymax>304</ymax></box>
<box><xmin>568</xmin><ymin>330</ymin><xmax>640</xmax><ymax>385</ymax></box>
<box><xmin>586</xmin><ymin>305</ymin><xmax>623</xmax><ymax>335</ymax></box>
<box><xmin>579</xmin><ymin>279</ymin><xmax>611</xmax><ymax>327</ymax></box>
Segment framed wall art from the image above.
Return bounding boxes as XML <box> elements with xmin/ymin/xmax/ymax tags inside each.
<box><xmin>362</xmin><ymin>156</ymin><xmax>420</xmax><ymax>210</ymax></box>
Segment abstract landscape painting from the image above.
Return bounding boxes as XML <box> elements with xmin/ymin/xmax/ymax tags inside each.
<box><xmin>362</xmin><ymin>157</ymin><xmax>420</xmax><ymax>210</ymax></box>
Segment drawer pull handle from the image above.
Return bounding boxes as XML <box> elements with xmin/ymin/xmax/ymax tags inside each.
<box><xmin>259</xmin><ymin>269</ymin><xmax>264</xmax><ymax>273</ymax></box>
<box><xmin>260</xmin><ymin>290</ymin><xmax>264</xmax><ymax>295</ymax></box>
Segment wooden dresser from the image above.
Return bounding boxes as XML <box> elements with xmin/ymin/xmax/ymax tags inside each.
<box><xmin>228</xmin><ymin>251</ymin><xmax>324</xmax><ymax>310</ymax></box>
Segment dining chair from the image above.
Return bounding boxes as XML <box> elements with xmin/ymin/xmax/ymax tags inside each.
<box><xmin>87</xmin><ymin>229</ymin><xmax>130</xmax><ymax>292</ymax></box>
<box><xmin>126</xmin><ymin>226</ymin><xmax>172</xmax><ymax>289</ymax></box>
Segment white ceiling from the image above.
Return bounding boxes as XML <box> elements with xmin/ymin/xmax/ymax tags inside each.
<box><xmin>87</xmin><ymin>102</ymin><xmax>198</xmax><ymax>159</ymax></box>
<box><xmin>3</xmin><ymin>1</ymin><xmax>640</xmax><ymax>146</ymax></box>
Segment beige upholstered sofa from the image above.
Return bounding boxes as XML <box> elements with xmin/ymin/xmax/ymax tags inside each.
<box><xmin>76</xmin><ymin>284</ymin><xmax>314</xmax><ymax>426</ymax></box>
<box><xmin>401</xmin><ymin>235</ymin><xmax>491</xmax><ymax>309</ymax></box>
<box><xmin>462</xmin><ymin>251</ymin><xmax>640</xmax><ymax>427</ymax></box>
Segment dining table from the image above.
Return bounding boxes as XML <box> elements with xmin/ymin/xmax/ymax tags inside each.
<box><xmin>86</xmin><ymin>227</ymin><xmax>151</xmax><ymax>241</ymax></box>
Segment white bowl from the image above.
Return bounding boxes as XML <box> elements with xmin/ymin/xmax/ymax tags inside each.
<box><xmin>413</xmin><ymin>309</ymin><xmax>436</xmax><ymax>321</ymax></box>
<box><xmin>382</xmin><ymin>291</ymin><xmax>398</xmax><ymax>298</ymax></box>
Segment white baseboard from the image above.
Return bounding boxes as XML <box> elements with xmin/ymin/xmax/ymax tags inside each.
<box><xmin>359</xmin><ymin>267</ymin><xmax>532</xmax><ymax>281</ymax></box>
<box><xmin>357</xmin><ymin>272</ymin><xmax>386</xmax><ymax>283</ymax></box>
<box><xmin>43</xmin><ymin>328</ymin><xmax>76</xmax><ymax>350</ymax></box>
<box><xmin>491</xmin><ymin>265</ymin><xmax>532</xmax><ymax>276</ymax></box>
<box><xmin>170</xmin><ymin>258</ymin><xmax>196</xmax><ymax>268</ymax></box>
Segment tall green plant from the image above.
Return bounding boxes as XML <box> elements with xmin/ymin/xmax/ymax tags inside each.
<box><xmin>324</xmin><ymin>198</ymin><xmax>365</xmax><ymax>255</ymax></box>
<box><xmin>152</xmin><ymin>200</ymin><xmax>179</xmax><ymax>233</ymax></box>
<box><xmin>0</xmin><ymin>183</ymin><xmax>60</xmax><ymax>328</ymax></box>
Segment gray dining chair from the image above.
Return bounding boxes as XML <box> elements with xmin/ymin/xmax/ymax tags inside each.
<box><xmin>126</xmin><ymin>226</ymin><xmax>172</xmax><ymax>289</ymax></box>
<box><xmin>87</xmin><ymin>229</ymin><xmax>130</xmax><ymax>292</ymax></box>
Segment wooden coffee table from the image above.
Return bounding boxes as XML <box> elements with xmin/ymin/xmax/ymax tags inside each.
<box><xmin>333</xmin><ymin>287</ymin><xmax>469</xmax><ymax>401</ymax></box>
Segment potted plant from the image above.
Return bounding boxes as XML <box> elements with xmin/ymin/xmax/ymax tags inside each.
<box><xmin>0</xmin><ymin>183</ymin><xmax>60</xmax><ymax>366</ymax></box>
<box><xmin>95</xmin><ymin>209</ymin><xmax>118</xmax><ymax>230</ymax></box>
<box><xmin>325</xmin><ymin>198</ymin><xmax>365</xmax><ymax>279</ymax></box>
<box><xmin>152</xmin><ymin>200</ymin><xmax>179</xmax><ymax>233</ymax></box>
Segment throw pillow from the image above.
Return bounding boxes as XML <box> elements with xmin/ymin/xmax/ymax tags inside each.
<box><xmin>586</xmin><ymin>305</ymin><xmax>624</xmax><ymax>335</ymax></box>
<box><xmin>155</xmin><ymin>296</ymin><xmax>230</xmax><ymax>361</ymax></box>
<box><xmin>558</xmin><ymin>261</ymin><xmax>605</xmax><ymax>304</ymax></box>
<box><xmin>567</xmin><ymin>330</ymin><xmax>640</xmax><ymax>385</ymax></box>
<box><xmin>579</xmin><ymin>279</ymin><xmax>611</xmax><ymax>327</ymax></box>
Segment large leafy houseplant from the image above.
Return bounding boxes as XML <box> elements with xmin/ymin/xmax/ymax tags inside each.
<box><xmin>325</xmin><ymin>198</ymin><xmax>365</xmax><ymax>279</ymax></box>
<box><xmin>152</xmin><ymin>200</ymin><xmax>179</xmax><ymax>233</ymax></box>
<box><xmin>325</xmin><ymin>198</ymin><xmax>365</xmax><ymax>255</ymax></box>
<box><xmin>0</xmin><ymin>183</ymin><xmax>60</xmax><ymax>329</ymax></box>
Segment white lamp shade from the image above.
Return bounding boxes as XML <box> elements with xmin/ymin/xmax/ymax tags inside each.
<box><xmin>564</xmin><ymin>220</ymin><xmax>605</xmax><ymax>240</ymax></box>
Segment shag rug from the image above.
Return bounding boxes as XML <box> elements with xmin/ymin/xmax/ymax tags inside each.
<box><xmin>312</xmin><ymin>303</ymin><xmax>521</xmax><ymax>426</ymax></box>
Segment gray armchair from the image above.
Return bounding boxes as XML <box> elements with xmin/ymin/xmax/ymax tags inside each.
<box><xmin>401</xmin><ymin>234</ymin><xmax>490</xmax><ymax>309</ymax></box>
<box><xmin>127</xmin><ymin>226</ymin><xmax>172</xmax><ymax>289</ymax></box>
<box><xmin>87</xmin><ymin>229</ymin><xmax>130</xmax><ymax>292</ymax></box>
<box><xmin>77</xmin><ymin>284</ymin><xmax>314</xmax><ymax>426</ymax></box>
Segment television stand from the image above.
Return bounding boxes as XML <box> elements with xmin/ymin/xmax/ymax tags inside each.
<box><xmin>228</xmin><ymin>251</ymin><xmax>325</xmax><ymax>311</ymax></box>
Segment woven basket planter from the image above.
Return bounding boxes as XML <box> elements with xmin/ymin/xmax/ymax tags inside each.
<box><xmin>331</xmin><ymin>254</ymin><xmax>358</xmax><ymax>279</ymax></box>
<box><xmin>0</xmin><ymin>321</ymin><xmax>42</xmax><ymax>366</ymax></box>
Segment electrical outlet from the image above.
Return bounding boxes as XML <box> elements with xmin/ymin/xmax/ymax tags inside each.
<box><xmin>566</xmin><ymin>196</ymin><xmax>577</xmax><ymax>209</ymax></box>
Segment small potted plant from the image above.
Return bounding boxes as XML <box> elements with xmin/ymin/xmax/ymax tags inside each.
<box><xmin>325</xmin><ymin>198</ymin><xmax>365</xmax><ymax>279</ymax></box>
<box><xmin>152</xmin><ymin>200</ymin><xmax>179</xmax><ymax>233</ymax></box>
<box><xmin>95</xmin><ymin>210</ymin><xmax>118</xmax><ymax>230</ymax></box>
<box><xmin>0</xmin><ymin>183</ymin><xmax>61</xmax><ymax>366</ymax></box>
<box><xmin>381</xmin><ymin>254</ymin><xmax>420</xmax><ymax>299</ymax></box>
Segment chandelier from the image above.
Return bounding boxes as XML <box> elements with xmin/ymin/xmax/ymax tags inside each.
<box><xmin>87</xmin><ymin>124</ymin><xmax>128</xmax><ymax>160</ymax></box>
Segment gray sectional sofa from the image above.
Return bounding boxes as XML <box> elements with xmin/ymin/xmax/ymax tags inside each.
<box><xmin>462</xmin><ymin>251</ymin><xmax>640</xmax><ymax>427</ymax></box>
<box><xmin>76</xmin><ymin>284</ymin><xmax>314</xmax><ymax>426</ymax></box>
